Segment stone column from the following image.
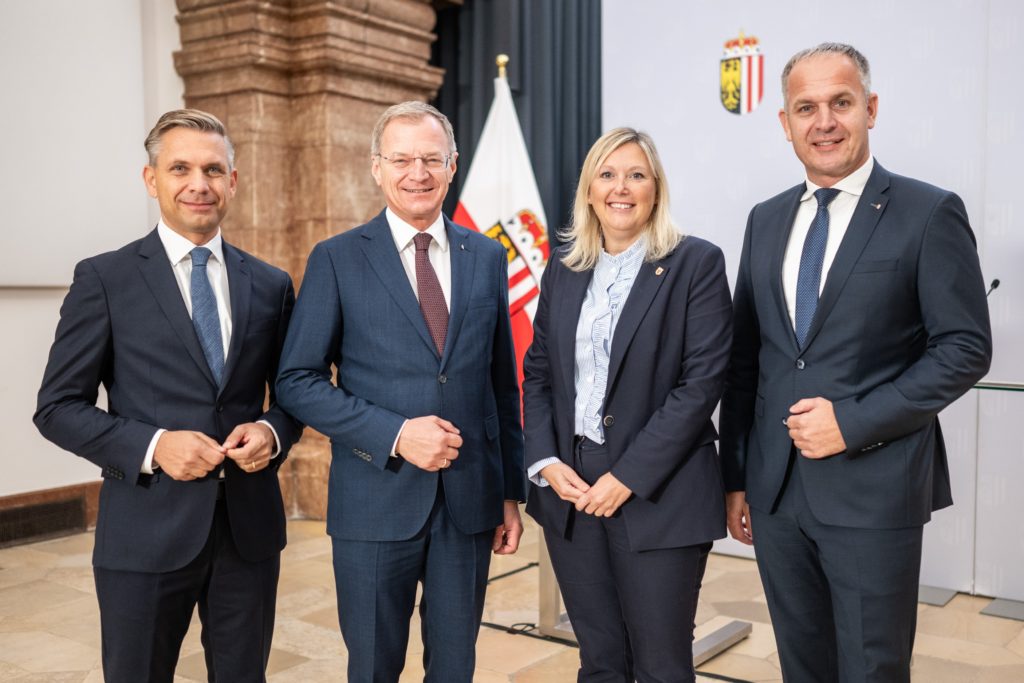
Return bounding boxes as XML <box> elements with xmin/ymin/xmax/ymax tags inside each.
<box><xmin>174</xmin><ymin>0</ymin><xmax>445</xmax><ymax>518</ymax></box>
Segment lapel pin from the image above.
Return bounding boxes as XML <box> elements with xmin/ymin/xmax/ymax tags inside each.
<box><xmin>460</xmin><ymin>244</ymin><xmax>466</xmax><ymax>250</ymax></box>
<box><xmin>655</xmin><ymin>267</ymin><xmax>664</xmax><ymax>276</ymax></box>
<box><xmin>871</xmin><ymin>202</ymin><xmax>882</xmax><ymax>210</ymax></box>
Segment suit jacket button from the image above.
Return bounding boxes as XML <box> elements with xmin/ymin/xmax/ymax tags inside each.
<box><xmin>796</xmin><ymin>359</ymin><xmax>806</xmax><ymax>370</ymax></box>
<box><xmin>603</xmin><ymin>415</ymin><xmax>614</xmax><ymax>427</ymax></box>
<box><xmin>216</xmin><ymin>404</ymin><xmax>224</xmax><ymax>413</ymax></box>
<box><xmin>438</xmin><ymin>374</ymin><xmax>447</xmax><ymax>384</ymax></box>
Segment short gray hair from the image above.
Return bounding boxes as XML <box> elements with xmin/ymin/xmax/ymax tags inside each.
<box><xmin>144</xmin><ymin>109</ymin><xmax>235</xmax><ymax>169</ymax></box>
<box><xmin>370</xmin><ymin>101</ymin><xmax>457</xmax><ymax>158</ymax></box>
<box><xmin>781</xmin><ymin>43</ymin><xmax>871</xmax><ymax>105</ymax></box>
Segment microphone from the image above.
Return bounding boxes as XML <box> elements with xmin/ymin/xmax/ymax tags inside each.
<box><xmin>986</xmin><ymin>279</ymin><xmax>1000</xmax><ymax>297</ymax></box>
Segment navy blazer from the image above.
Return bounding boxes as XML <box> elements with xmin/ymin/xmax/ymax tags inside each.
<box><xmin>720</xmin><ymin>162</ymin><xmax>992</xmax><ymax>529</ymax></box>
<box><xmin>35</xmin><ymin>229</ymin><xmax>303</xmax><ymax>572</ymax></box>
<box><xmin>275</xmin><ymin>211</ymin><xmax>525</xmax><ymax>542</ymax></box>
<box><xmin>523</xmin><ymin>236</ymin><xmax>732</xmax><ymax>552</ymax></box>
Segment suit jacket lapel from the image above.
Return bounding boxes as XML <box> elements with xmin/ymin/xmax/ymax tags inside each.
<box><xmin>771</xmin><ymin>185</ymin><xmax>805</xmax><ymax>352</ymax></box>
<box><xmin>359</xmin><ymin>211</ymin><xmax>439</xmax><ymax>357</ymax></box>
<box><xmin>440</xmin><ymin>219</ymin><xmax>475</xmax><ymax>371</ymax></box>
<box><xmin>605</xmin><ymin>259</ymin><xmax>669</xmax><ymax>393</ymax></box>
<box><xmin>221</xmin><ymin>242</ymin><xmax>251</xmax><ymax>390</ymax></box>
<box><xmin>802</xmin><ymin>163</ymin><xmax>891</xmax><ymax>349</ymax></box>
<box><xmin>136</xmin><ymin>229</ymin><xmax>218</xmax><ymax>388</ymax></box>
<box><xmin>556</xmin><ymin>264</ymin><xmax>591</xmax><ymax>399</ymax></box>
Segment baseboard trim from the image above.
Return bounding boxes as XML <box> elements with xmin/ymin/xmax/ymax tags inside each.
<box><xmin>0</xmin><ymin>481</ymin><xmax>101</xmax><ymax>548</ymax></box>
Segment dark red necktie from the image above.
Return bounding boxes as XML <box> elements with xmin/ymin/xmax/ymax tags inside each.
<box><xmin>414</xmin><ymin>232</ymin><xmax>449</xmax><ymax>354</ymax></box>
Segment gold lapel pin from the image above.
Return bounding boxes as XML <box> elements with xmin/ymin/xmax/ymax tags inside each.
<box><xmin>655</xmin><ymin>267</ymin><xmax>664</xmax><ymax>276</ymax></box>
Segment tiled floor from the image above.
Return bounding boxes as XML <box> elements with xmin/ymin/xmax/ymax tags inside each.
<box><xmin>2</xmin><ymin>515</ymin><xmax>1024</xmax><ymax>681</ymax></box>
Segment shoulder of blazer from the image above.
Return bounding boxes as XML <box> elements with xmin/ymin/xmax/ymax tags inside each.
<box><xmin>751</xmin><ymin>182</ymin><xmax>805</xmax><ymax>221</ymax></box>
<box><xmin>223</xmin><ymin>240</ymin><xmax>291</xmax><ymax>284</ymax></box>
<box><xmin>876</xmin><ymin>163</ymin><xmax>953</xmax><ymax>204</ymax></box>
<box><xmin>667</xmin><ymin>234</ymin><xmax>723</xmax><ymax>264</ymax></box>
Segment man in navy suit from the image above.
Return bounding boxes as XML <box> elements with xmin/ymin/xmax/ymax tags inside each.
<box><xmin>35</xmin><ymin>109</ymin><xmax>303</xmax><ymax>682</ymax></box>
<box><xmin>275</xmin><ymin>101</ymin><xmax>525</xmax><ymax>683</ymax></box>
<box><xmin>720</xmin><ymin>43</ymin><xmax>992</xmax><ymax>682</ymax></box>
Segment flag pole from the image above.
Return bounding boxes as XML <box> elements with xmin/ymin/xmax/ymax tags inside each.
<box><xmin>496</xmin><ymin>53</ymin><xmax>509</xmax><ymax>79</ymax></box>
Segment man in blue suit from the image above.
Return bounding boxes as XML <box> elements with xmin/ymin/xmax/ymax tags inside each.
<box><xmin>276</xmin><ymin>101</ymin><xmax>526</xmax><ymax>683</ymax></box>
<box><xmin>34</xmin><ymin>109</ymin><xmax>303</xmax><ymax>682</ymax></box>
<box><xmin>720</xmin><ymin>44</ymin><xmax>992</xmax><ymax>682</ymax></box>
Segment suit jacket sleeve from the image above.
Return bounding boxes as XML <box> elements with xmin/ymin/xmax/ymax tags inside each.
<box><xmin>610</xmin><ymin>244</ymin><xmax>734</xmax><ymax>500</ymax></box>
<box><xmin>34</xmin><ymin>259</ymin><xmax>158</xmax><ymax>479</ymax></box>
<box><xmin>521</xmin><ymin>258</ymin><xmax>560</xmax><ymax>472</ymax></box>
<box><xmin>832</xmin><ymin>192</ymin><xmax>992</xmax><ymax>451</ymax></box>
<box><xmin>491</xmin><ymin>247</ymin><xmax>527</xmax><ymax>501</ymax></box>
<box><xmin>256</xmin><ymin>273</ymin><xmax>304</xmax><ymax>462</ymax></box>
<box><xmin>718</xmin><ymin>208</ymin><xmax>761</xmax><ymax>492</ymax></box>
<box><xmin>275</xmin><ymin>242</ymin><xmax>407</xmax><ymax>469</ymax></box>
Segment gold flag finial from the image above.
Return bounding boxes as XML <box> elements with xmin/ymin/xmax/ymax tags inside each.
<box><xmin>496</xmin><ymin>54</ymin><xmax>509</xmax><ymax>79</ymax></box>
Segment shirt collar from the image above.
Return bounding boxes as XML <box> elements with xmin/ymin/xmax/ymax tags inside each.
<box><xmin>801</xmin><ymin>156</ymin><xmax>874</xmax><ymax>201</ymax></box>
<box><xmin>157</xmin><ymin>220</ymin><xmax>225</xmax><ymax>267</ymax></box>
<box><xmin>599</xmin><ymin>235</ymin><xmax>647</xmax><ymax>269</ymax></box>
<box><xmin>386</xmin><ymin>208</ymin><xmax>449</xmax><ymax>253</ymax></box>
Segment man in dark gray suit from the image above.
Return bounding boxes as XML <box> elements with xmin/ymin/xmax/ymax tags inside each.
<box><xmin>720</xmin><ymin>43</ymin><xmax>992</xmax><ymax>682</ymax></box>
<box><xmin>35</xmin><ymin>109</ymin><xmax>302</xmax><ymax>682</ymax></box>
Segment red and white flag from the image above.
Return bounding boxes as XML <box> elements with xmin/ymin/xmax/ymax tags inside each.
<box><xmin>453</xmin><ymin>75</ymin><xmax>550</xmax><ymax>389</ymax></box>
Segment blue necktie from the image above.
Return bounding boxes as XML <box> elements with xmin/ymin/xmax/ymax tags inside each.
<box><xmin>190</xmin><ymin>247</ymin><xmax>224</xmax><ymax>384</ymax></box>
<box><xmin>794</xmin><ymin>188</ymin><xmax>840</xmax><ymax>348</ymax></box>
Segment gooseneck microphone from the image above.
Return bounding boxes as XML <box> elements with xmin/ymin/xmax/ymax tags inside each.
<box><xmin>986</xmin><ymin>279</ymin><xmax>1000</xmax><ymax>297</ymax></box>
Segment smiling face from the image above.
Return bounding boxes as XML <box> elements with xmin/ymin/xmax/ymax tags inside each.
<box><xmin>587</xmin><ymin>142</ymin><xmax>656</xmax><ymax>253</ymax></box>
<box><xmin>143</xmin><ymin>127</ymin><xmax>237</xmax><ymax>245</ymax></box>
<box><xmin>779</xmin><ymin>52</ymin><xmax>878</xmax><ymax>187</ymax></box>
<box><xmin>371</xmin><ymin>116</ymin><xmax>457</xmax><ymax>230</ymax></box>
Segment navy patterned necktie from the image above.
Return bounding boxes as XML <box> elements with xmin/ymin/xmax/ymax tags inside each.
<box><xmin>414</xmin><ymin>232</ymin><xmax>449</xmax><ymax>355</ymax></box>
<box><xmin>190</xmin><ymin>247</ymin><xmax>225</xmax><ymax>384</ymax></box>
<box><xmin>794</xmin><ymin>187</ymin><xmax>841</xmax><ymax>348</ymax></box>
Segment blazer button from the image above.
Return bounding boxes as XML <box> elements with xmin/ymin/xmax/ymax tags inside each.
<box><xmin>795</xmin><ymin>359</ymin><xmax>806</xmax><ymax>370</ymax></box>
<box><xmin>603</xmin><ymin>415</ymin><xmax>614</xmax><ymax>427</ymax></box>
<box><xmin>438</xmin><ymin>374</ymin><xmax>448</xmax><ymax>384</ymax></box>
<box><xmin>216</xmin><ymin>404</ymin><xmax>224</xmax><ymax>413</ymax></box>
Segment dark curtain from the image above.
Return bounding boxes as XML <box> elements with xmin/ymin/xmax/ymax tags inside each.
<box><xmin>432</xmin><ymin>0</ymin><xmax>602</xmax><ymax>241</ymax></box>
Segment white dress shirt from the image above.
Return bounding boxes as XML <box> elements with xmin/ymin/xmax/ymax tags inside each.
<box><xmin>142</xmin><ymin>221</ymin><xmax>278</xmax><ymax>474</ymax></box>
<box><xmin>782</xmin><ymin>157</ymin><xmax>874</xmax><ymax>328</ymax></box>
<box><xmin>385</xmin><ymin>208</ymin><xmax>452</xmax><ymax>457</ymax></box>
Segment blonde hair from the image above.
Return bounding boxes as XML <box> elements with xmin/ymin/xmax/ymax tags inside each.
<box><xmin>560</xmin><ymin>127</ymin><xmax>681</xmax><ymax>272</ymax></box>
<box><xmin>144</xmin><ymin>109</ymin><xmax>234</xmax><ymax>169</ymax></box>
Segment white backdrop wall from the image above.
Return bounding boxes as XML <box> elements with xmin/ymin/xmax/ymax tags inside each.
<box><xmin>601</xmin><ymin>0</ymin><xmax>1023</xmax><ymax>597</ymax></box>
<box><xmin>0</xmin><ymin>0</ymin><xmax>182</xmax><ymax>497</ymax></box>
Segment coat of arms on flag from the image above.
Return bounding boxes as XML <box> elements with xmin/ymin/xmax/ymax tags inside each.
<box><xmin>720</xmin><ymin>32</ymin><xmax>764</xmax><ymax>115</ymax></box>
<box><xmin>452</xmin><ymin>55</ymin><xmax>549</xmax><ymax>391</ymax></box>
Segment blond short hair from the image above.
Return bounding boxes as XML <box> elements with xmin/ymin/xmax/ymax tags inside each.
<box><xmin>143</xmin><ymin>109</ymin><xmax>234</xmax><ymax>169</ymax></box>
<box><xmin>560</xmin><ymin>127</ymin><xmax>681</xmax><ymax>272</ymax></box>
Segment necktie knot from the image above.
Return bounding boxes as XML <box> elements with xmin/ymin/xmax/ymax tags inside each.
<box><xmin>413</xmin><ymin>232</ymin><xmax>433</xmax><ymax>253</ymax></box>
<box><xmin>191</xmin><ymin>246</ymin><xmax>212</xmax><ymax>268</ymax></box>
<box><xmin>814</xmin><ymin>187</ymin><xmax>840</xmax><ymax>209</ymax></box>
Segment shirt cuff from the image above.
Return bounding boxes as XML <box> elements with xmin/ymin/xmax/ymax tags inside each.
<box><xmin>258</xmin><ymin>420</ymin><xmax>281</xmax><ymax>458</ymax></box>
<box><xmin>390</xmin><ymin>419</ymin><xmax>408</xmax><ymax>458</ymax></box>
<box><xmin>142</xmin><ymin>428</ymin><xmax>166</xmax><ymax>474</ymax></box>
<box><xmin>528</xmin><ymin>457</ymin><xmax>561</xmax><ymax>487</ymax></box>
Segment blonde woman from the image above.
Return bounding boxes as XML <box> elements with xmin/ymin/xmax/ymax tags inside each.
<box><xmin>523</xmin><ymin>128</ymin><xmax>732</xmax><ymax>682</ymax></box>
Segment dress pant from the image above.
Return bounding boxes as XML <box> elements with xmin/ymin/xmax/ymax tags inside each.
<box><xmin>544</xmin><ymin>436</ymin><xmax>711</xmax><ymax>683</ymax></box>
<box><xmin>93</xmin><ymin>492</ymin><xmax>280</xmax><ymax>683</ymax></box>
<box><xmin>750</xmin><ymin>455</ymin><xmax>923</xmax><ymax>683</ymax></box>
<box><xmin>331</xmin><ymin>480</ymin><xmax>492</xmax><ymax>683</ymax></box>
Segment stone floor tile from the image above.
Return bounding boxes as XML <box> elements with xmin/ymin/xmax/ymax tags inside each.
<box><xmin>914</xmin><ymin>631</ymin><xmax>1024</xmax><ymax>666</ymax></box>
<box><xmin>698</xmin><ymin>651</ymin><xmax>782</xmax><ymax>680</ymax></box>
<box><xmin>0</xmin><ymin>631</ymin><xmax>99</xmax><ymax>672</ymax></box>
<box><xmin>474</xmin><ymin>626</ymin><xmax>569</xmax><ymax>674</ymax></box>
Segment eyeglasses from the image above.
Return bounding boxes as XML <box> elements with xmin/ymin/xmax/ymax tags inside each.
<box><xmin>376</xmin><ymin>153</ymin><xmax>451</xmax><ymax>171</ymax></box>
